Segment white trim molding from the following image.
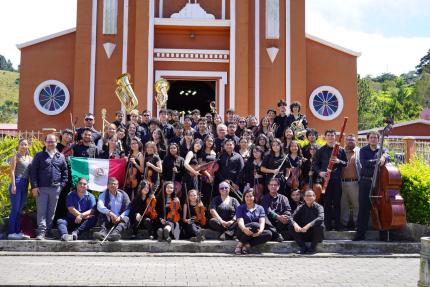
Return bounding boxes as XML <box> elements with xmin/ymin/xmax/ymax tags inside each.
<box><xmin>16</xmin><ymin>28</ymin><xmax>76</xmax><ymax>50</ymax></box>
<box><xmin>254</xmin><ymin>0</ymin><xmax>260</xmax><ymax>119</ymax></box>
<box><xmin>33</xmin><ymin>80</ymin><xmax>70</xmax><ymax>116</ymax></box>
<box><xmin>102</xmin><ymin>0</ymin><xmax>118</xmax><ymax>35</ymax></box>
<box><xmin>285</xmin><ymin>0</ymin><xmax>291</xmax><ymax>107</ymax></box>
<box><xmin>306</xmin><ymin>34</ymin><xmax>361</xmax><ymax>57</ymax></box>
<box><xmin>229</xmin><ymin>0</ymin><xmax>236</xmax><ymax>111</ymax></box>
<box><xmin>159</xmin><ymin>0</ymin><xmax>163</xmax><ymax>18</ymax></box>
<box><xmin>89</xmin><ymin>0</ymin><xmax>98</xmax><ymax>114</ymax></box>
<box><xmin>309</xmin><ymin>86</ymin><xmax>344</xmax><ymax>121</ymax></box>
<box><xmin>147</xmin><ymin>0</ymin><xmax>155</xmax><ymax>115</ymax></box>
<box><xmin>154</xmin><ymin>70</ymin><xmax>228</xmax><ymax>118</ymax></box>
<box><xmin>154</xmin><ymin>48</ymin><xmax>230</xmax><ymax>63</ymax></box>
<box><xmin>154</xmin><ymin>18</ymin><xmax>230</xmax><ymax>27</ymax></box>
<box><xmin>265</xmin><ymin>0</ymin><xmax>279</xmax><ymax>40</ymax></box>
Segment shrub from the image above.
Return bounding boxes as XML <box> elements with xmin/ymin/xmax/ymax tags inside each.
<box><xmin>0</xmin><ymin>136</ymin><xmax>43</xmax><ymax>219</ymax></box>
<box><xmin>399</xmin><ymin>160</ymin><xmax>430</xmax><ymax>225</ymax></box>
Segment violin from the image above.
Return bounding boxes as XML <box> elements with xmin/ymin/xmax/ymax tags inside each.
<box><xmin>301</xmin><ymin>168</ymin><xmax>323</xmax><ymax>203</ymax></box>
<box><xmin>202</xmin><ymin>161</ymin><xmax>219</xmax><ymax>184</ymax></box>
<box><xmin>286</xmin><ymin>156</ymin><xmax>301</xmax><ymax>190</ymax></box>
<box><xmin>166</xmin><ymin>198</ymin><xmax>181</xmax><ymax>223</ymax></box>
<box><xmin>125</xmin><ymin>155</ymin><xmax>139</xmax><ymax>189</ymax></box>
<box><xmin>194</xmin><ymin>192</ymin><xmax>207</xmax><ymax>226</ymax></box>
<box><xmin>144</xmin><ymin>196</ymin><xmax>158</xmax><ymax>220</ymax></box>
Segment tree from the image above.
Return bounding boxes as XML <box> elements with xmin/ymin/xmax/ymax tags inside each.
<box><xmin>0</xmin><ymin>100</ymin><xmax>18</xmax><ymax>123</ymax></box>
<box><xmin>0</xmin><ymin>55</ymin><xmax>15</xmax><ymax>72</ymax></box>
<box><xmin>357</xmin><ymin>75</ymin><xmax>384</xmax><ymax>130</ymax></box>
<box><xmin>416</xmin><ymin>49</ymin><xmax>430</xmax><ymax>75</ymax></box>
<box><xmin>415</xmin><ymin>72</ymin><xmax>430</xmax><ymax>107</ymax></box>
<box><xmin>373</xmin><ymin>73</ymin><xmax>397</xmax><ymax>83</ymax></box>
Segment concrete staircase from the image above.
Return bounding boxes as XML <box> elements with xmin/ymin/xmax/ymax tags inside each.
<box><xmin>0</xmin><ymin>229</ymin><xmax>420</xmax><ymax>254</ymax></box>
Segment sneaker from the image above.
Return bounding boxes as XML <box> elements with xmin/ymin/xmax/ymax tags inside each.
<box><xmin>93</xmin><ymin>231</ymin><xmax>107</xmax><ymax>241</ymax></box>
<box><xmin>306</xmin><ymin>247</ymin><xmax>317</xmax><ymax>254</ymax></box>
<box><xmin>35</xmin><ymin>233</ymin><xmax>45</xmax><ymax>240</ymax></box>
<box><xmin>296</xmin><ymin>247</ymin><xmax>307</xmax><ymax>255</ymax></box>
<box><xmin>196</xmin><ymin>229</ymin><xmax>205</xmax><ymax>242</ymax></box>
<box><xmin>71</xmin><ymin>231</ymin><xmax>78</xmax><ymax>241</ymax></box>
<box><xmin>276</xmin><ymin>234</ymin><xmax>285</xmax><ymax>242</ymax></box>
<box><xmin>18</xmin><ymin>232</ymin><xmax>30</xmax><ymax>240</ymax></box>
<box><xmin>219</xmin><ymin>232</ymin><xmax>226</xmax><ymax>241</ymax></box>
<box><xmin>61</xmin><ymin>234</ymin><xmax>73</xmax><ymax>241</ymax></box>
<box><xmin>7</xmin><ymin>233</ymin><xmax>19</xmax><ymax>240</ymax></box>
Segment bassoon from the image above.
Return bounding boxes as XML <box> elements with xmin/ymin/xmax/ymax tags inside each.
<box><xmin>321</xmin><ymin>117</ymin><xmax>348</xmax><ymax>194</ymax></box>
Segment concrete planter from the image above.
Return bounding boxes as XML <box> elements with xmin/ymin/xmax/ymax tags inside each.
<box><xmin>418</xmin><ymin>237</ymin><xmax>430</xmax><ymax>287</ymax></box>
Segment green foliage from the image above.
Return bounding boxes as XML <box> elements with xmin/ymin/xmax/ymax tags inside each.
<box><xmin>0</xmin><ymin>100</ymin><xmax>18</xmax><ymax>123</ymax></box>
<box><xmin>399</xmin><ymin>160</ymin><xmax>430</xmax><ymax>225</ymax></box>
<box><xmin>357</xmin><ymin>75</ymin><xmax>384</xmax><ymax>130</ymax></box>
<box><xmin>0</xmin><ymin>55</ymin><xmax>16</xmax><ymax>72</ymax></box>
<box><xmin>0</xmin><ymin>70</ymin><xmax>19</xmax><ymax>123</ymax></box>
<box><xmin>416</xmin><ymin>49</ymin><xmax>430</xmax><ymax>75</ymax></box>
<box><xmin>0</xmin><ymin>136</ymin><xmax>44</xmax><ymax>218</ymax></box>
<box><xmin>414</xmin><ymin>72</ymin><xmax>430</xmax><ymax>107</ymax></box>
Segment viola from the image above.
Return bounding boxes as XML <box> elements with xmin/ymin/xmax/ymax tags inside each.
<box><xmin>202</xmin><ymin>161</ymin><xmax>219</xmax><ymax>184</ymax></box>
<box><xmin>194</xmin><ymin>192</ymin><xmax>207</xmax><ymax>226</ymax></box>
<box><xmin>286</xmin><ymin>166</ymin><xmax>301</xmax><ymax>190</ymax></box>
<box><xmin>301</xmin><ymin>169</ymin><xmax>323</xmax><ymax>203</ymax></box>
<box><xmin>167</xmin><ymin>198</ymin><xmax>181</xmax><ymax>223</ymax></box>
<box><xmin>144</xmin><ymin>196</ymin><xmax>158</xmax><ymax>220</ymax></box>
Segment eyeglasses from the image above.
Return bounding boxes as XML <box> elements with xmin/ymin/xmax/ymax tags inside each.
<box><xmin>143</xmin><ymin>114</ymin><xmax>150</xmax><ymax>117</ymax></box>
<box><xmin>269</xmin><ymin>183</ymin><xmax>279</xmax><ymax>187</ymax></box>
<box><xmin>85</xmin><ymin>118</ymin><xmax>94</xmax><ymax>121</ymax></box>
<box><xmin>219</xmin><ymin>186</ymin><xmax>229</xmax><ymax>190</ymax></box>
<box><xmin>78</xmin><ymin>182</ymin><xmax>88</xmax><ymax>186</ymax></box>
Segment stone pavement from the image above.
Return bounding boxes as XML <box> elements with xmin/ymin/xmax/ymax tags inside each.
<box><xmin>0</xmin><ymin>253</ymin><xmax>419</xmax><ymax>286</ymax></box>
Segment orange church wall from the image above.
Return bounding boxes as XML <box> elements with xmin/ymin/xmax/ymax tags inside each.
<box><xmin>306</xmin><ymin>38</ymin><xmax>358</xmax><ymax>134</ymax></box>
<box><xmin>18</xmin><ymin>33</ymin><xmax>76</xmax><ymax>131</ymax></box>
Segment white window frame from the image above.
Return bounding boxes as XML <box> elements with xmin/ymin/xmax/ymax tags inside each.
<box><xmin>33</xmin><ymin>80</ymin><xmax>70</xmax><ymax>116</ymax></box>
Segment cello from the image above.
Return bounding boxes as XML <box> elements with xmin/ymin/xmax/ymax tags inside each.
<box><xmin>369</xmin><ymin>119</ymin><xmax>406</xmax><ymax>233</ymax></box>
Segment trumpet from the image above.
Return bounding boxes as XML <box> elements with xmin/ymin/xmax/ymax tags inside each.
<box><xmin>115</xmin><ymin>73</ymin><xmax>138</xmax><ymax>113</ymax></box>
<box><xmin>101</xmin><ymin>108</ymin><xmax>111</xmax><ymax>135</ymax></box>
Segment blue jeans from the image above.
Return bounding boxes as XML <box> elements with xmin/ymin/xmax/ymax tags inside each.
<box><xmin>8</xmin><ymin>177</ymin><xmax>29</xmax><ymax>235</ymax></box>
<box><xmin>56</xmin><ymin>216</ymin><xmax>97</xmax><ymax>236</ymax></box>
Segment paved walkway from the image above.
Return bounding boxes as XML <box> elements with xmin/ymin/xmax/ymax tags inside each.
<box><xmin>0</xmin><ymin>253</ymin><xmax>419</xmax><ymax>286</ymax></box>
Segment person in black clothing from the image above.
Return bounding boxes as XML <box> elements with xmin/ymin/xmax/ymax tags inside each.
<box><xmin>75</xmin><ymin>113</ymin><xmax>102</xmax><ymax>146</ymax></box>
<box><xmin>353</xmin><ymin>131</ymin><xmax>389</xmax><ymax>241</ymax></box>
<box><xmin>169</xmin><ymin>122</ymin><xmax>184</xmax><ymax>145</ymax></box>
<box><xmin>159</xmin><ymin>109</ymin><xmax>174</xmax><ymax>142</ymax></box>
<box><xmin>289</xmin><ymin>189</ymin><xmax>304</xmax><ymax>213</ymax></box>
<box><xmin>235</xmin><ymin>117</ymin><xmax>247</xmax><ymax>138</ymax></box>
<box><xmin>162</xmin><ymin>143</ymin><xmax>184</xmax><ymax>199</ymax></box>
<box><xmin>214</xmin><ymin>124</ymin><xmax>228</xmax><ymax>154</ymax></box>
<box><xmin>286</xmin><ymin>101</ymin><xmax>308</xmax><ymax>140</ymax></box>
<box><xmin>261</xmin><ymin>138</ymin><xmax>288</xmax><ymax>196</ymax></box>
<box><xmin>226</xmin><ymin>123</ymin><xmax>240</xmax><ymax>145</ymax></box>
<box><xmin>243</xmin><ymin>146</ymin><xmax>265</xmax><ymax>203</ymax></box>
<box><xmin>129</xmin><ymin>180</ymin><xmax>156</xmax><ymax>239</ymax></box>
<box><xmin>112</xmin><ymin>111</ymin><xmax>126</xmax><ymax>129</ymax></box>
<box><xmin>289</xmin><ymin>189</ymin><xmax>324</xmax><ymax>254</ymax></box>
<box><xmin>182</xmin><ymin>189</ymin><xmax>206</xmax><ymax>242</ymax></box>
<box><xmin>71</xmin><ymin>128</ymin><xmax>99</xmax><ymax>158</ymax></box>
<box><xmin>262</xmin><ymin>178</ymin><xmax>292</xmax><ymax>242</ymax></box>
<box><xmin>313</xmin><ymin>129</ymin><xmax>347</xmax><ymax>230</ymax></box>
<box><xmin>194</xmin><ymin>118</ymin><xmax>209</xmax><ymax>141</ymax></box>
<box><xmin>302</xmin><ymin>128</ymin><xmax>320</xmax><ymax>160</ymax></box>
<box><xmin>215</xmin><ymin>139</ymin><xmax>244</xmax><ymax>190</ymax></box>
<box><xmin>274</xmin><ymin>99</ymin><xmax>289</xmax><ymax>139</ymax></box>
<box><xmin>208</xmin><ymin>181</ymin><xmax>240</xmax><ymax>240</ymax></box>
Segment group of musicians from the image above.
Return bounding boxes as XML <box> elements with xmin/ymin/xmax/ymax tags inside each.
<box><xmin>7</xmin><ymin>100</ymin><xmax>388</xmax><ymax>254</ymax></box>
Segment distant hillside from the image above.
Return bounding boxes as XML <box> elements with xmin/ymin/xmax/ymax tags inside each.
<box><xmin>0</xmin><ymin>70</ymin><xmax>19</xmax><ymax>123</ymax></box>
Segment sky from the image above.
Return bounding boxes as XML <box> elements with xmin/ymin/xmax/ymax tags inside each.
<box><xmin>1</xmin><ymin>0</ymin><xmax>430</xmax><ymax>76</ymax></box>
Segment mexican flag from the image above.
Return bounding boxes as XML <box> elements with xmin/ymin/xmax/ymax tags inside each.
<box><xmin>69</xmin><ymin>157</ymin><xmax>127</xmax><ymax>191</ymax></box>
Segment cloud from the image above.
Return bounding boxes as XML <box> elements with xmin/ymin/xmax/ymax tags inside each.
<box><xmin>306</xmin><ymin>2</ymin><xmax>430</xmax><ymax>76</ymax></box>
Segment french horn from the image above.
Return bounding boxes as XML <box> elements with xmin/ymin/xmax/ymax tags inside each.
<box><xmin>290</xmin><ymin>118</ymin><xmax>307</xmax><ymax>138</ymax></box>
<box><xmin>155</xmin><ymin>78</ymin><xmax>170</xmax><ymax>109</ymax></box>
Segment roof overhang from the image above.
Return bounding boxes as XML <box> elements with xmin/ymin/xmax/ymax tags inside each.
<box><xmin>306</xmin><ymin>33</ymin><xmax>361</xmax><ymax>57</ymax></box>
<box><xmin>17</xmin><ymin>28</ymin><xmax>76</xmax><ymax>50</ymax></box>
<box><xmin>358</xmin><ymin>119</ymin><xmax>430</xmax><ymax>135</ymax></box>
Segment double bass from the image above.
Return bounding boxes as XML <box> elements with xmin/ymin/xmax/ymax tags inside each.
<box><xmin>370</xmin><ymin>119</ymin><xmax>406</xmax><ymax>232</ymax></box>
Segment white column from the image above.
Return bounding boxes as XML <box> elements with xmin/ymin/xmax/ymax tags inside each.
<box><xmin>89</xmin><ymin>0</ymin><xmax>98</xmax><ymax>114</ymax></box>
<box><xmin>147</xmin><ymin>0</ymin><xmax>155</xmax><ymax>115</ymax></box>
<box><xmin>159</xmin><ymin>0</ymin><xmax>163</xmax><ymax>18</ymax></box>
<box><xmin>122</xmin><ymin>0</ymin><xmax>129</xmax><ymax>73</ymax></box>
<box><xmin>285</xmin><ymin>0</ymin><xmax>291</xmax><ymax>106</ymax></box>
<box><xmin>255</xmin><ymin>0</ymin><xmax>260</xmax><ymax>119</ymax></box>
<box><xmin>221</xmin><ymin>0</ymin><xmax>225</xmax><ymax>19</ymax></box>
<box><xmin>229</xmin><ymin>0</ymin><xmax>236</xmax><ymax>113</ymax></box>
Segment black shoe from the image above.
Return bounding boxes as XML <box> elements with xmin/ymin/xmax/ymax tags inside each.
<box><xmin>108</xmin><ymin>232</ymin><xmax>121</xmax><ymax>242</ymax></box>
<box><xmin>306</xmin><ymin>247</ymin><xmax>317</xmax><ymax>254</ymax></box>
<box><xmin>93</xmin><ymin>231</ymin><xmax>107</xmax><ymax>241</ymax></box>
<box><xmin>71</xmin><ymin>231</ymin><xmax>78</xmax><ymax>241</ymax></box>
<box><xmin>352</xmin><ymin>234</ymin><xmax>365</xmax><ymax>241</ymax></box>
<box><xmin>296</xmin><ymin>247</ymin><xmax>307</xmax><ymax>255</ymax></box>
<box><xmin>276</xmin><ymin>234</ymin><xmax>285</xmax><ymax>242</ymax></box>
<box><xmin>157</xmin><ymin>228</ymin><xmax>163</xmax><ymax>242</ymax></box>
<box><xmin>163</xmin><ymin>228</ymin><xmax>171</xmax><ymax>243</ymax></box>
<box><xmin>196</xmin><ymin>229</ymin><xmax>205</xmax><ymax>242</ymax></box>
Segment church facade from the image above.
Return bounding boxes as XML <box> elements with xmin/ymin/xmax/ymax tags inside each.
<box><xmin>17</xmin><ymin>0</ymin><xmax>360</xmax><ymax>133</ymax></box>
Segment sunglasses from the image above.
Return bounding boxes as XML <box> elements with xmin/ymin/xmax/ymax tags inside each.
<box><xmin>85</xmin><ymin>118</ymin><xmax>93</xmax><ymax>121</ymax></box>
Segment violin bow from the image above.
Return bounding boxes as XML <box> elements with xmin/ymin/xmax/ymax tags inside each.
<box><xmin>136</xmin><ymin>196</ymin><xmax>154</xmax><ymax>229</ymax></box>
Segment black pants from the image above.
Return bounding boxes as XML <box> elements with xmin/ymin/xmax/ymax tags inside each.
<box><xmin>184</xmin><ymin>221</ymin><xmax>202</xmax><ymax>238</ymax></box>
<box><xmin>265</xmin><ymin>216</ymin><xmax>290</xmax><ymax>240</ymax></box>
<box><xmin>132</xmin><ymin>217</ymin><xmax>154</xmax><ymax>235</ymax></box>
<box><xmin>356</xmin><ymin>178</ymin><xmax>372</xmax><ymax>236</ymax></box>
<box><xmin>236</xmin><ymin>222</ymin><xmax>272</xmax><ymax>247</ymax></box>
<box><xmin>324</xmin><ymin>178</ymin><xmax>342</xmax><ymax>229</ymax></box>
<box><xmin>288</xmin><ymin>225</ymin><xmax>324</xmax><ymax>249</ymax></box>
<box><xmin>208</xmin><ymin>218</ymin><xmax>237</xmax><ymax>235</ymax></box>
<box><xmin>100</xmin><ymin>215</ymin><xmax>129</xmax><ymax>234</ymax></box>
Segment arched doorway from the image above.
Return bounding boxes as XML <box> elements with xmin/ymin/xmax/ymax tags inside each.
<box><xmin>167</xmin><ymin>80</ymin><xmax>216</xmax><ymax>115</ymax></box>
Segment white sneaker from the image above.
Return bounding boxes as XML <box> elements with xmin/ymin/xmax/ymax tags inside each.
<box><xmin>17</xmin><ymin>232</ymin><xmax>30</xmax><ymax>240</ymax></box>
<box><xmin>7</xmin><ymin>233</ymin><xmax>19</xmax><ymax>240</ymax></box>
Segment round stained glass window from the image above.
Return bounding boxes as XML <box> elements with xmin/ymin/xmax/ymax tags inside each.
<box><xmin>309</xmin><ymin>86</ymin><xmax>344</xmax><ymax>121</ymax></box>
<box><xmin>33</xmin><ymin>80</ymin><xmax>70</xmax><ymax>115</ymax></box>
